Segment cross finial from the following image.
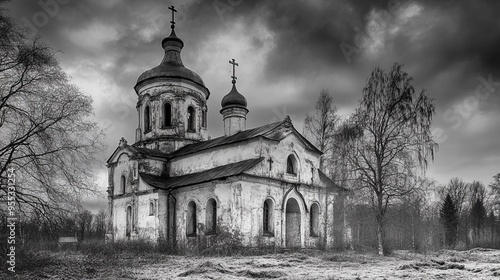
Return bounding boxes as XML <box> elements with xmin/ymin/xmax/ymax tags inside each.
<box><xmin>169</xmin><ymin>5</ymin><xmax>177</xmax><ymax>29</ymax></box>
<box><xmin>229</xmin><ymin>58</ymin><xmax>238</xmax><ymax>84</ymax></box>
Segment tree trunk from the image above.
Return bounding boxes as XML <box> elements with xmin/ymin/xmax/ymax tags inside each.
<box><xmin>377</xmin><ymin>217</ymin><xmax>385</xmax><ymax>255</ymax></box>
<box><xmin>411</xmin><ymin>218</ymin><xmax>416</xmax><ymax>250</ymax></box>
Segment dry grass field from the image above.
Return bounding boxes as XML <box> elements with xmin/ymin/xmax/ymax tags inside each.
<box><xmin>2</xmin><ymin>247</ymin><xmax>500</xmax><ymax>279</ymax></box>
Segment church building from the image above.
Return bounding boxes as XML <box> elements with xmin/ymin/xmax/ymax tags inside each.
<box><xmin>106</xmin><ymin>7</ymin><xmax>346</xmax><ymax>250</ymax></box>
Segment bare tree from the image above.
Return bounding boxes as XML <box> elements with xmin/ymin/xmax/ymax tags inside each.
<box><xmin>92</xmin><ymin>209</ymin><xmax>106</xmax><ymax>239</ymax></box>
<box><xmin>304</xmin><ymin>89</ymin><xmax>339</xmax><ymax>172</ymax></box>
<box><xmin>490</xmin><ymin>173</ymin><xmax>500</xmax><ymax>212</ymax></box>
<box><xmin>0</xmin><ymin>7</ymin><xmax>105</xmax><ymax>216</ymax></box>
<box><xmin>401</xmin><ymin>177</ymin><xmax>436</xmax><ymax>251</ymax></box>
<box><xmin>77</xmin><ymin>209</ymin><xmax>93</xmax><ymax>241</ymax></box>
<box><xmin>340</xmin><ymin>63</ymin><xmax>437</xmax><ymax>255</ymax></box>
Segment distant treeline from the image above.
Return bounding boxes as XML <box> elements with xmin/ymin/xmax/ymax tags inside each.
<box><xmin>345</xmin><ymin>178</ymin><xmax>500</xmax><ymax>252</ymax></box>
<box><xmin>0</xmin><ymin>209</ymin><xmax>106</xmax><ymax>250</ymax></box>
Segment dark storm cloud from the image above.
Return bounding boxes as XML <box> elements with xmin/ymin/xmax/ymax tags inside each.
<box><xmin>359</xmin><ymin>0</ymin><xmax>500</xmax><ymax>106</ymax></box>
<box><xmin>5</xmin><ymin>0</ymin><xmax>500</xmax><ymax>187</ymax></box>
<box><xmin>210</xmin><ymin>0</ymin><xmax>500</xmax><ymax>105</ymax></box>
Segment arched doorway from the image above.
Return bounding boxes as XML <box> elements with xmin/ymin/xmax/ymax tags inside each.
<box><xmin>286</xmin><ymin>198</ymin><xmax>301</xmax><ymax>247</ymax></box>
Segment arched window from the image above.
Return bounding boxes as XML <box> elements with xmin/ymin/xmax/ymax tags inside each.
<box><xmin>149</xmin><ymin>201</ymin><xmax>155</xmax><ymax>216</ymax></box>
<box><xmin>187</xmin><ymin>201</ymin><xmax>197</xmax><ymax>236</ymax></box>
<box><xmin>120</xmin><ymin>175</ymin><xmax>126</xmax><ymax>194</ymax></box>
<box><xmin>263</xmin><ymin>199</ymin><xmax>274</xmax><ymax>235</ymax></box>
<box><xmin>310</xmin><ymin>203</ymin><xmax>319</xmax><ymax>237</ymax></box>
<box><xmin>163</xmin><ymin>103</ymin><xmax>172</xmax><ymax>127</ymax></box>
<box><xmin>202</xmin><ymin>109</ymin><xmax>207</xmax><ymax>128</ymax></box>
<box><xmin>287</xmin><ymin>154</ymin><xmax>298</xmax><ymax>175</ymax></box>
<box><xmin>187</xmin><ymin>106</ymin><xmax>195</xmax><ymax>132</ymax></box>
<box><xmin>206</xmin><ymin>199</ymin><xmax>217</xmax><ymax>234</ymax></box>
<box><xmin>126</xmin><ymin>206</ymin><xmax>132</xmax><ymax>238</ymax></box>
<box><xmin>144</xmin><ymin>105</ymin><xmax>151</xmax><ymax>132</ymax></box>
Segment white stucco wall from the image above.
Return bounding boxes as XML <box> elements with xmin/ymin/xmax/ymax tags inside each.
<box><xmin>108</xmin><ymin>123</ymin><xmax>341</xmax><ymax>249</ymax></box>
<box><xmin>169</xmin><ymin>140</ymin><xmax>262</xmax><ymax>176</ymax></box>
<box><xmin>169</xmin><ymin>132</ymin><xmax>322</xmax><ymax>186</ymax></box>
<box><xmin>169</xmin><ymin>175</ymin><xmax>336</xmax><ymax>250</ymax></box>
<box><xmin>136</xmin><ymin>81</ymin><xmax>208</xmax><ymax>152</ymax></box>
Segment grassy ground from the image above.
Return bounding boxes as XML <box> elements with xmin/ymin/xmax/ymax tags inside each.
<box><xmin>1</xmin><ymin>247</ymin><xmax>500</xmax><ymax>279</ymax></box>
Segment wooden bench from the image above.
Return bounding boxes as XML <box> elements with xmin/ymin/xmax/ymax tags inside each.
<box><xmin>58</xmin><ymin>236</ymin><xmax>78</xmax><ymax>250</ymax></box>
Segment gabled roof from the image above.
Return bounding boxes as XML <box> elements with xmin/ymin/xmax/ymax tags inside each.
<box><xmin>140</xmin><ymin>157</ymin><xmax>264</xmax><ymax>189</ymax></box>
<box><xmin>106</xmin><ymin>144</ymin><xmax>170</xmax><ymax>164</ymax></box>
<box><xmin>167</xmin><ymin>118</ymin><xmax>321</xmax><ymax>159</ymax></box>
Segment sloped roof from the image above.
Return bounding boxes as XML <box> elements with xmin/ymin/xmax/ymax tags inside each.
<box><xmin>106</xmin><ymin>145</ymin><xmax>170</xmax><ymax>164</ymax></box>
<box><xmin>140</xmin><ymin>157</ymin><xmax>264</xmax><ymax>189</ymax></box>
<box><xmin>167</xmin><ymin>119</ymin><xmax>321</xmax><ymax>159</ymax></box>
<box><xmin>130</xmin><ymin>146</ymin><xmax>170</xmax><ymax>159</ymax></box>
<box><xmin>318</xmin><ymin>170</ymin><xmax>349</xmax><ymax>192</ymax></box>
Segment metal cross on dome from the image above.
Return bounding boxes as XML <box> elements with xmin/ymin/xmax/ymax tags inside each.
<box><xmin>169</xmin><ymin>5</ymin><xmax>177</xmax><ymax>29</ymax></box>
<box><xmin>229</xmin><ymin>58</ymin><xmax>238</xmax><ymax>84</ymax></box>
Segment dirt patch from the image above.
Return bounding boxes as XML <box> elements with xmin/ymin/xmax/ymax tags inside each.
<box><xmin>238</xmin><ymin>269</ymin><xmax>287</xmax><ymax>278</ymax></box>
<box><xmin>3</xmin><ymin>249</ymin><xmax>500</xmax><ymax>279</ymax></box>
<box><xmin>397</xmin><ymin>259</ymin><xmax>465</xmax><ymax>271</ymax></box>
<box><xmin>177</xmin><ymin>261</ymin><xmax>231</xmax><ymax>277</ymax></box>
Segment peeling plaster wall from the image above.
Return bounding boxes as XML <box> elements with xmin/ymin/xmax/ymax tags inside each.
<box><xmin>169</xmin><ymin>133</ymin><xmax>322</xmax><ymax>186</ymax></box>
<box><xmin>109</xmin><ymin>151</ymin><xmax>165</xmax><ymax>241</ymax></box>
<box><xmin>173</xmin><ymin>182</ymin><xmax>230</xmax><ymax>246</ymax></box>
<box><xmin>169</xmin><ymin>140</ymin><xmax>262</xmax><ymax>176</ymax></box>
<box><xmin>112</xmin><ymin>153</ymin><xmax>135</xmax><ymax>195</ymax></box>
<box><xmin>252</xmin><ymin>134</ymin><xmax>322</xmax><ymax>187</ymax></box>
<box><xmin>170</xmin><ymin>176</ymin><xmax>338</xmax><ymax>250</ymax></box>
<box><xmin>112</xmin><ymin>195</ymin><xmax>134</xmax><ymax>240</ymax></box>
<box><xmin>138</xmin><ymin>159</ymin><xmax>165</xmax><ymax>177</ymax></box>
<box><xmin>112</xmin><ymin>189</ymin><xmax>168</xmax><ymax>241</ymax></box>
<box><xmin>109</xmin><ymin>147</ymin><xmax>340</xmax><ymax>248</ymax></box>
<box><xmin>136</xmin><ymin>81</ymin><xmax>208</xmax><ymax>153</ymax></box>
<box><xmin>135</xmin><ymin>192</ymin><xmax>160</xmax><ymax>240</ymax></box>
<box><xmin>222</xmin><ymin>107</ymin><xmax>248</xmax><ymax>136</ymax></box>
<box><xmin>108</xmin><ymin>118</ymin><xmax>342</xmax><ymax>248</ymax></box>
<box><xmin>137</xmin><ymin>177</ymin><xmax>155</xmax><ymax>192</ymax></box>
<box><xmin>235</xmin><ymin>179</ymin><xmax>333</xmax><ymax>248</ymax></box>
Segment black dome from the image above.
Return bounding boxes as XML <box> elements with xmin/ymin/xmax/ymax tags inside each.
<box><xmin>135</xmin><ymin>30</ymin><xmax>209</xmax><ymax>97</ymax></box>
<box><xmin>221</xmin><ymin>83</ymin><xmax>247</xmax><ymax>109</ymax></box>
<box><xmin>137</xmin><ymin>63</ymin><xmax>206</xmax><ymax>88</ymax></box>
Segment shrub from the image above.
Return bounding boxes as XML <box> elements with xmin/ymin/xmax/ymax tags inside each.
<box><xmin>198</xmin><ymin>225</ymin><xmax>243</xmax><ymax>256</ymax></box>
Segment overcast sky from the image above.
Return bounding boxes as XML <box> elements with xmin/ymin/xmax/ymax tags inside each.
<box><xmin>5</xmin><ymin>0</ymin><xmax>500</xmax><ymax>211</ymax></box>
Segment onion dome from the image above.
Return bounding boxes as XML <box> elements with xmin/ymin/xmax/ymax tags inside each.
<box><xmin>135</xmin><ymin>27</ymin><xmax>210</xmax><ymax>98</ymax></box>
<box><xmin>221</xmin><ymin>59</ymin><xmax>247</xmax><ymax>110</ymax></box>
<box><xmin>221</xmin><ymin>81</ymin><xmax>247</xmax><ymax>109</ymax></box>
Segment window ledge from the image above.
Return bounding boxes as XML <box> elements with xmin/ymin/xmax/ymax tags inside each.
<box><xmin>205</xmin><ymin>231</ymin><xmax>217</xmax><ymax>236</ymax></box>
<box><xmin>263</xmin><ymin>232</ymin><xmax>274</xmax><ymax>237</ymax></box>
<box><xmin>186</xmin><ymin>233</ymin><xmax>197</xmax><ymax>237</ymax></box>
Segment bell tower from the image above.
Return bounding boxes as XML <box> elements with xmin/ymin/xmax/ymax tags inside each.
<box><xmin>133</xmin><ymin>6</ymin><xmax>210</xmax><ymax>153</ymax></box>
